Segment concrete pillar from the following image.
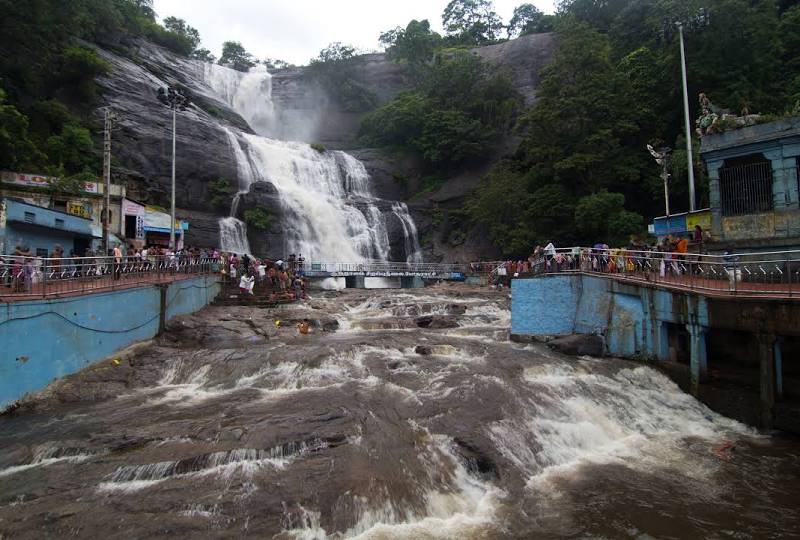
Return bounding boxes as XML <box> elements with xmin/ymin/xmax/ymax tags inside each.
<box><xmin>687</xmin><ymin>323</ymin><xmax>708</xmax><ymax>395</ymax></box>
<box><xmin>757</xmin><ymin>333</ymin><xmax>777</xmax><ymax>429</ymax></box>
<box><xmin>158</xmin><ymin>284</ymin><xmax>168</xmax><ymax>335</ymax></box>
<box><xmin>775</xmin><ymin>337</ymin><xmax>784</xmax><ymax>401</ymax></box>
<box><xmin>345</xmin><ymin>275</ymin><xmax>365</xmax><ymax>289</ymax></box>
<box><xmin>706</xmin><ymin>159</ymin><xmax>724</xmax><ymax>240</ymax></box>
<box><xmin>657</xmin><ymin>322</ymin><xmax>670</xmax><ymax>362</ymax></box>
<box><xmin>400</xmin><ymin>276</ymin><xmax>424</xmax><ymax>289</ymax></box>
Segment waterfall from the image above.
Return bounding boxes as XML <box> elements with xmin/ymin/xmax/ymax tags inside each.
<box><xmin>218</xmin><ymin>127</ymin><xmax>255</xmax><ymax>255</ymax></box>
<box><xmin>392</xmin><ymin>202</ymin><xmax>423</xmax><ymax>264</ymax></box>
<box><xmin>202</xmin><ymin>62</ymin><xmax>421</xmax><ymax>262</ymax></box>
<box><xmin>204</xmin><ymin>64</ymin><xmax>275</xmax><ymax>136</ymax></box>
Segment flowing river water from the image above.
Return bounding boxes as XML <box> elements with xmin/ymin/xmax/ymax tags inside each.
<box><xmin>1</xmin><ymin>285</ymin><xmax>799</xmax><ymax>538</ymax></box>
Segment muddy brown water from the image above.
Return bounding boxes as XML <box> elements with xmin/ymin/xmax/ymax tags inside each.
<box><xmin>1</xmin><ymin>284</ymin><xmax>799</xmax><ymax>539</ymax></box>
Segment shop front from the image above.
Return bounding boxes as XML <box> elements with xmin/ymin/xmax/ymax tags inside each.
<box><xmin>143</xmin><ymin>206</ymin><xmax>188</xmax><ymax>249</ymax></box>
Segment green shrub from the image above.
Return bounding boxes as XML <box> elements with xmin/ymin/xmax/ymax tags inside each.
<box><xmin>209</xmin><ymin>177</ymin><xmax>235</xmax><ymax>211</ymax></box>
<box><xmin>244</xmin><ymin>208</ymin><xmax>271</xmax><ymax>230</ymax></box>
<box><xmin>310</xmin><ymin>143</ymin><xmax>326</xmax><ymax>153</ymax></box>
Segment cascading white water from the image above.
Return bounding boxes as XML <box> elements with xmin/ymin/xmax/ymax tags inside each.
<box><xmin>201</xmin><ymin>62</ymin><xmax>421</xmax><ymax>262</ymax></box>
<box><xmin>204</xmin><ymin>64</ymin><xmax>275</xmax><ymax>136</ymax></box>
<box><xmin>392</xmin><ymin>203</ymin><xmax>423</xmax><ymax>263</ymax></box>
<box><xmin>217</xmin><ymin>127</ymin><xmax>255</xmax><ymax>255</ymax></box>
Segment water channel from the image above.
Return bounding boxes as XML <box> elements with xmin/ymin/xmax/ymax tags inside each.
<box><xmin>1</xmin><ymin>285</ymin><xmax>799</xmax><ymax>538</ymax></box>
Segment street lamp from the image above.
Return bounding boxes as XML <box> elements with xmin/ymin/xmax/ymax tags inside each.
<box><xmin>156</xmin><ymin>85</ymin><xmax>190</xmax><ymax>252</ymax></box>
<box><xmin>647</xmin><ymin>144</ymin><xmax>673</xmax><ymax>223</ymax></box>
<box><xmin>664</xmin><ymin>8</ymin><xmax>710</xmax><ymax>213</ymax></box>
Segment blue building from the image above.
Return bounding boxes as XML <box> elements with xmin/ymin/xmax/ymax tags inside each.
<box><xmin>700</xmin><ymin>117</ymin><xmax>800</xmax><ymax>250</ymax></box>
<box><xmin>0</xmin><ymin>198</ymin><xmax>98</xmax><ymax>256</ymax></box>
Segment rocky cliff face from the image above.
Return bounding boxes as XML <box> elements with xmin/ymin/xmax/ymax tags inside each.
<box><xmin>93</xmin><ymin>33</ymin><xmax>555</xmax><ymax>257</ymax></box>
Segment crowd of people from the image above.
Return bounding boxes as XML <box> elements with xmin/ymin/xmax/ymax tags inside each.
<box><xmin>1</xmin><ymin>242</ymin><xmax>312</xmax><ymax>303</ymax></box>
<box><xmin>223</xmin><ymin>252</ymin><xmax>308</xmax><ymax>303</ymax></box>
<box><xmin>486</xmin><ymin>226</ymin><xmax>712</xmax><ymax>287</ymax></box>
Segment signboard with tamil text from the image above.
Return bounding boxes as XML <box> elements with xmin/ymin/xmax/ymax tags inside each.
<box><xmin>1</xmin><ymin>171</ymin><xmax>99</xmax><ymax>194</ymax></box>
<box><xmin>66</xmin><ymin>200</ymin><xmax>93</xmax><ymax>219</ymax></box>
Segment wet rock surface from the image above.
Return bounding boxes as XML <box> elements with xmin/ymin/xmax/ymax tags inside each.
<box><xmin>547</xmin><ymin>334</ymin><xmax>604</xmax><ymax>357</ymax></box>
<box><xmin>1</xmin><ymin>283</ymin><xmax>799</xmax><ymax>539</ymax></box>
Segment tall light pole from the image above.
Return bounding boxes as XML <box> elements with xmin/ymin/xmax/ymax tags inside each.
<box><xmin>157</xmin><ymin>86</ymin><xmax>190</xmax><ymax>252</ymax></box>
<box><xmin>665</xmin><ymin>8</ymin><xmax>710</xmax><ymax>214</ymax></box>
<box><xmin>676</xmin><ymin>22</ymin><xmax>695</xmax><ymax>212</ymax></box>
<box><xmin>101</xmin><ymin>107</ymin><xmax>118</xmax><ymax>255</ymax></box>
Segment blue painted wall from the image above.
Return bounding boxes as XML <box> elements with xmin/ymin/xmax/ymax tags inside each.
<box><xmin>512</xmin><ymin>275</ymin><xmax>709</xmax><ymax>359</ymax></box>
<box><xmin>511</xmin><ymin>276</ymin><xmax>581</xmax><ymax>336</ymax></box>
<box><xmin>3</xmin><ymin>223</ymin><xmax>86</xmax><ymax>257</ymax></box>
<box><xmin>0</xmin><ymin>276</ymin><xmax>219</xmax><ymax>409</ymax></box>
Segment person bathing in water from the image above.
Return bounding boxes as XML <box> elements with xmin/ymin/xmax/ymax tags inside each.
<box><xmin>297</xmin><ymin>319</ymin><xmax>311</xmax><ymax>335</ymax></box>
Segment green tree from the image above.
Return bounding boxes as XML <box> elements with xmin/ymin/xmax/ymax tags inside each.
<box><xmin>416</xmin><ymin>110</ymin><xmax>488</xmax><ymax>166</ymax></box>
<box><xmin>306</xmin><ymin>43</ymin><xmax>377</xmax><ymax>112</ymax></box>
<box><xmin>508</xmin><ymin>3</ymin><xmax>552</xmax><ymax>37</ymax></box>
<box><xmin>56</xmin><ymin>46</ymin><xmax>110</xmax><ymax>102</ymax></box>
<box><xmin>162</xmin><ymin>16</ymin><xmax>201</xmax><ymax>50</ymax></box>
<box><xmin>779</xmin><ymin>5</ymin><xmax>800</xmax><ymax>103</ymax></box>
<box><xmin>442</xmin><ymin>0</ymin><xmax>504</xmax><ymax>44</ymax></box>
<box><xmin>467</xmin><ymin>162</ymin><xmax>534</xmax><ymax>255</ymax></box>
<box><xmin>219</xmin><ymin>41</ymin><xmax>256</xmax><ymax>72</ymax></box>
<box><xmin>0</xmin><ymin>89</ymin><xmax>41</xmax><ymax>170</ymax></box>
<box><xmin>518</xmin><ymin>22</ymin><xmax>646</xmax><ymax>196</ymax></box>
<box><xmin>359</xmin><ymin>91</ymin><xmax>430</xmax><ymax>146</ymax></box>
<box><xmin>191</xmin><ymin>48</ymin><xmax>216</xmax><ymax>63</ymax></box>
<box><xmin>574</xmin><ymin>191</ymin><xmax>644</xmax><ymax>245</ymax></box>
<box><xmin>380</xmin><ymin>19</ymin><xmax>442</xmax><ymax>75</ymax></box>
<box><xmin>360</xmin><ymin>49</ymin><xmax>519</xmax><ymax>168</ymax></box>
<box><xmin>263</xmin><ymin>58</ymin><xmax>293</xmax><ymax>69</ymax></box>
<box><xmin>45</xmin><ymin>123</ymin><xmax>94</xmax><ymax>175</ymax></box>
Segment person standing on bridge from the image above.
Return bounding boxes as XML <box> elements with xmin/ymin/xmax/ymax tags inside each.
<box><xmin>297</xmin><ymin>254</ymin><xmax>305</xmax><ymax>276</ymax></box>
<box><xmin>113</xmin><ymin>243</ymin><xmax>123</xmax><ymax>280</ymax></box>
<box><xmin>544</xmin><ymin>242</ymin><xmax>556</xmax><ymax>271</ymax></box>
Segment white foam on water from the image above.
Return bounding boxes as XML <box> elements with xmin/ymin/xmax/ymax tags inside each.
<box><xmin>280</xmin><ymin>434</ymin><xmax>502</xmax><ymax>540</ymax></box>
<box><xmin>98</xmin><ymin>442</ymin><xmax>324</xmax><ymax>494</ymax></box>
<box><xmin>0</xmin><ymin>443</ymin><xmax>105</xmax><ymax>478</ymax></box>
<box><xmin>0</xmin><ymin>454</ymin><xmax>94</xmax><ymax>478</ymax></box>
<box><xmin>318</xmin><ymin>277</ymin><xmax>345</xmax><ymax>291</ymax></box>
<box><xmin>486</xmin><ymin>363</ymin><xmax>754</xmax><ymax>492</ymax></box>
<box><xmin>178</xmin><ymin>503</ymin><xmax>223</xmax><ymax>519</ymax></box>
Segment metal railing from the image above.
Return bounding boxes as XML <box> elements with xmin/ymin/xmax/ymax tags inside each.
<box><xmin>0</xmin><ymin>255</ymin><xmax>219</xmax><ymax>300</ymax></box>
<box><xmin>527</xmin><ymin>247</ymin><xmax>800</xmax><ymax>299</ymax></box>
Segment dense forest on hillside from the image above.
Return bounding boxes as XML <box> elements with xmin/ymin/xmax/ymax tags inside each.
<box><xmin>370</xmin><ymin>0</ymin><xmax>800</xmax><ymax>254</ymax></box>
<box><xmin>2</xmin><ymin>0</ymin><xmax>800</xmax><ymax>256</ymax></box>
<box><xmin>0</xmin><ymin>0</ymin><xmax>211</xmax><ymax>188</ymax></box>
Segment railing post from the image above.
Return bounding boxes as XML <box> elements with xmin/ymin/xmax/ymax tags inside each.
<box><xmin>788</xmin><ymin>258</ymin><xmax>793</xmax><ymax>298</ymax></box>
<box><xmin>41</xmin><ymin>258</ymin><xmax>47</xmax><ymax>299</ymax></box>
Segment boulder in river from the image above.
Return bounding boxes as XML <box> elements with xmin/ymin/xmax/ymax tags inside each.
<box><xmin>415</xmin><ymin>315</ymin><xmax>459</xmax><ymax>329</ymax></box>
<box><xmin>547</xmin><ymin>334</ymin><xmax>604</xmax><ymax>357</ymax></box>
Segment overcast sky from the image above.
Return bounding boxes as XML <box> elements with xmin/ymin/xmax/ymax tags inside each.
<box><xmin>152</xmin><ymin>0</ymin><xmax>555</xmax><ymax>66</ymax></box>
